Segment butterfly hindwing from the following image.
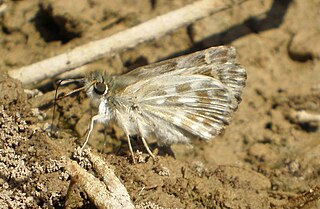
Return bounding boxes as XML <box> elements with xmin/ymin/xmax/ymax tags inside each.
<box><xmin>122</xmin><ymin>74</ymin><xmax>237</xmax><ymax>141</ymax></box>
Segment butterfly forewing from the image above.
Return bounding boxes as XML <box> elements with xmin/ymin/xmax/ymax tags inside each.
<box><xmin>105</xmin><ymin>46</ymin><xmax>246</xmax><ymax>145</ymax></box>
<box><xmin>122</xmin><ymin>46</ymin><xmax>245</xmax><ymax>99</ymax></box>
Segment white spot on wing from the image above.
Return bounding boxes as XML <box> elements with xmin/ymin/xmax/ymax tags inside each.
<box><xmin>173</xmin><ymin>116</ymin><xmax>182</xmax><ymax>125</ymax></box>
<box><xmin>165</xmin><ymin>88</ymin><xmax>177</xmax><ymax>95</ymax></box>
<box><xmin>190</xmin><ymin>82</ymin><xmax>203</xmax><ymax>89</ymax></box>
<box><xmin>202</xmin><ymin>131</ymin><xmax>212</xmax><ymax>139</ymax></box>
<box><xmin>155</xmin><ymin>99</ymin><xmax>166</xmax><ymax>105</ymax></box>
<box><xmin>197</xmin><ymin>117</ymin><xmax>205</xmax><ymax>122</ymax></box>
<box><xmin>204</xmin><ymin>51</ymin><xmax>211</xmax><ymax>64</ymax></box>
<box><xmin>177</xmin><ymin>97</ymin><xmax>198</xmax><ymax>103</ymax></box>
<box><xmin>191</xmin><ymin>122</ymin><xmax>200</xmax><ymax>130</ymax></box>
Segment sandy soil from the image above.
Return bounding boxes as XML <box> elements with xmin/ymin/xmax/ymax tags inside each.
<box><xmin>1</xmin><ymin>0</ymin><xmax>320</xmax><ymax>208</ymax></box>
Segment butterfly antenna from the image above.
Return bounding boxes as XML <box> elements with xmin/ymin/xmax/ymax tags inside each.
<box><xmin>51</xmin><ymin>79</ymin><xmax>63</xmax><ymax>133</ymax></box>
<box><xmin>51</xmin><ymin>77</ymin><xmax>88</xmax><ymax>133</ymax></box>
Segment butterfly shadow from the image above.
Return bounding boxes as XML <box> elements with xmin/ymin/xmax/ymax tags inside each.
<box><xmin>114</xmin><ymin>136</ymin><xmax>176</xmax><ymax>159</ymax></box>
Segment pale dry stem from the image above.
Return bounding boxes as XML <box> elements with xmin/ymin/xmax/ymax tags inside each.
<box><xmin>8</xmin><ymin>0</ymin><xmax>248</xmax><ymax>87</ymax></box>
<box><xmin>64</xmin><ymin>151</ymin><xmax>134</xmax><ymax>209</ymax></box>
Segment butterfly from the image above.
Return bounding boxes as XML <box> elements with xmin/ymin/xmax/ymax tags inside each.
<box><xmin>69</xmin><ymin>46</ymin><xmax>246</xmax><ymax>163</ymax></box>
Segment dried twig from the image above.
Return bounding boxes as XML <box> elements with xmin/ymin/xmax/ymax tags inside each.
<box><xmin>291</xmin><ymin>110</ymin><xmax>320</xmax><ymax>124</ymax></box>
<box><xmin>8</xmin><ymin>0</ymin><xmax>247</xmax><ymax>86</ymax></box>
<box><xmin>65</xmin><ymin>152</ymin><xmax>134</xmax><ymax>209</ymax></box>
<box><xmin>0</xmin><ymin>2</ymin><xmax>7</xmax><ymax>15</ymax></box>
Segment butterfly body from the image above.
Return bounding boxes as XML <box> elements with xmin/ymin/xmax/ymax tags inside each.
<box><xmin>82</xmin><ymin>46</ymin><xmax>246</xmax><ymax>160</ymax></box>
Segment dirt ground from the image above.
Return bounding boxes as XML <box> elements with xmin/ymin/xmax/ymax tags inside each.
<box><xmin>1</xmin><ymin>0</ymin><xmax>320</xmax><ymax>208</ymax></box>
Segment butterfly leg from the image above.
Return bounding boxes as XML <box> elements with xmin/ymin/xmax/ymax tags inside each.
<box><xmin>136</xmin><ymin>117</ymin><xmax>156</xmax><ymax>160</ymax></box>
<box><xmin>80</xmin><ymin>114</ymin><xmax>106</xmax><ymax>153</ymax></box>
<box><xmin>126</xmin><ymin>135</ymin><xmax>136</xmax><ymax>164</ymax></box>
<box><xmin>141</xmin><ymin>137</ymin><xmax>156</xmax><ymax>160</ymax></box>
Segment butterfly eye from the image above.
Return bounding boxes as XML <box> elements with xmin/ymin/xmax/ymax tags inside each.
<box><xmin>93</xmin><ymin>82</ymin><xmax>107</xmax><ymax>95</ymax></box>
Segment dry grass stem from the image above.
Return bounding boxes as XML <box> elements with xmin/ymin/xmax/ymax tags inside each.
<box><xmin>8</xmin><ymin>0</ymin><xmax>247</xmax><ymax>87</ymax></box>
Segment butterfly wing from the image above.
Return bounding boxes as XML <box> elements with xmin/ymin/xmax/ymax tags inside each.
<box><xmin>114</xmin><ymin>46</ymin><xmax>246</xmax><ymax>145</ymax></box>
<box><xmin>121</xmin><ymin>46</ymin><xmax>245</xmax><ymax>100</ymax></box>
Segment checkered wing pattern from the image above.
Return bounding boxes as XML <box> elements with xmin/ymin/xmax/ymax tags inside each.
<box><xmin>116</xmin><ymin>46</ymin><xmax>246</xmax><ymax>145</ymax></box>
